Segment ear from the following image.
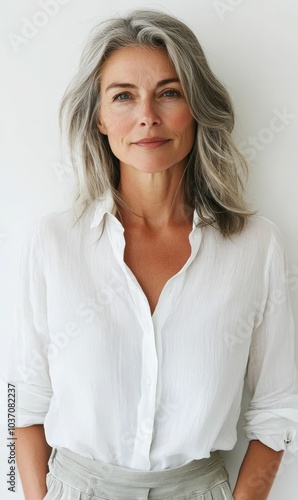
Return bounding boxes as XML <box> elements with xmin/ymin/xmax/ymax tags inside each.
<box><xmin>98</xmin><ymin>117</ymin><xmax>107</xmax><ymax>135</ymax></box>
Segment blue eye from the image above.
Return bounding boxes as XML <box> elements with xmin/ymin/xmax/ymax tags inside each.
<box><xmin>163</xmin><ymin>89</ymin><xmax>180</xmax><ymax>98</ymax></box>
<box><xmin>113</xmin><ymin>92</ymin><xmax>132</xmax><ymax>101</ymax></box>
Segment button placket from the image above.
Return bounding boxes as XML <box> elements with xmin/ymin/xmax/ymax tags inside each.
<box><xmin>130</xmin><ymin>315</ymin><xmax>158</xmax><ymax>469</ymax></box>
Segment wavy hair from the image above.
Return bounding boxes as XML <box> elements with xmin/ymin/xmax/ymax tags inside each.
<box><xmin>59</xmin><ymin>9</ymin><xmax>254</xmax><ymax>236</ymax></box>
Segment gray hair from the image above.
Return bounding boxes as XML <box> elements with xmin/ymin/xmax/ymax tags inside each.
<box><xmin>59</xmin><ymin>9</ymin><xmax>254</xmax><ymax>236</ymax></box>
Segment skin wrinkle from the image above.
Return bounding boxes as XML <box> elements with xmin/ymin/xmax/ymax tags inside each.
<box><xmin>97</xmin><ymin>46</ymin><xmax>195</xmax><ymax>224</ymax></box>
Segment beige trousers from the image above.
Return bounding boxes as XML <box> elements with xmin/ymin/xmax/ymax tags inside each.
<box><xmin>44</xmin><ymin>446</ymin><xmax>233</xmax><ymax>499</ymax></box>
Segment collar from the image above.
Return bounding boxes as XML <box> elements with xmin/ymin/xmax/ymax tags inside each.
<box><xmin>193</xmin><ymin>210</ymin><xmax>200</xmax><ymax>228</ymax></box>
<box><xmin>90</xmin><ymin>191</ymin><xmax>116</xmax><ymax>229</ymax></box>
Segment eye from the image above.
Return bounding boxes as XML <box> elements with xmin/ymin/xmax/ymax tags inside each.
<box><xmin>113</xmin><ymin>92</ymin><xmax>132</xmax><ymax>101</ymax></box>
<box><xmin>162</xmin><ymin>89</ymin><xmax>181</xmax><ymax>98</ymax></box>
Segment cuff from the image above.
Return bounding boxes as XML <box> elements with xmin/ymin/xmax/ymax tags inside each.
<box><xmin>244</xmin><ymin>407</ymin><xmax>298</xmax><ymax>453</ymax></box>
<box><xmin>16</xmin><ymin>382</ymin><xmax>52</xmax><ymax>427</ymax></box>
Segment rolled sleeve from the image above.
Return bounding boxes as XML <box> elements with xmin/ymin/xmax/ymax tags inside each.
<box><xmin>16</xmin><ymin>383</ymin><xmax>53</xmax><ymax>427</ymax></box>
<box><xmin>9</xmin><ymin>223</ymin><xmax>52</xmax><ymax>427</ymax></box>
<box><xmin>243</xmin><ymin>223</ymin><xmax>298</xmax><ymax>452</ymax></box>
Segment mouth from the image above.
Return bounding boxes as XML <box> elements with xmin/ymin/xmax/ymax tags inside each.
<box><xmin>134</xmin><ymin>137</ymin><xmax>170</xmax><ymax>149</ymax></box>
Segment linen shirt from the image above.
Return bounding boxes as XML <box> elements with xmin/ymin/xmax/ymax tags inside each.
<box><xmin>10</xmin><ymin>193</ymin><xmax>298</xmax><ymax>470</ymax></box>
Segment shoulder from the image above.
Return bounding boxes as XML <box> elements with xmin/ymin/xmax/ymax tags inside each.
<box><xmin>203</xmin><ymin>215</ymin><xmax>286</xmax><ymax>266</ymax></box>
<box><xmin>37</xmin><ymin>206</ymin><xmax>92</xmax><ymax>240</ymax></box>
<box><xmin>229</xmin><ymin>215</ymin><xmax>287</xmax><ymax>268</ymax></box>
<box><xmin>204</xmin><ymin>214</ymin><xmax>283</xmax><ymax>249</ymax></box>
<box><xmin>242</xmin><ymin>214</ymin><xmax>282</xmax><ymax>241</ymax></box>
<box><xmin>22</xmin><ymin>206</ymin><xmax>93</xmax><ymax>259</ymax></box>
<box><xmin>241</xmin><ymin>215</ymin><xmax>285</xmax><ymax>252</ymax></box>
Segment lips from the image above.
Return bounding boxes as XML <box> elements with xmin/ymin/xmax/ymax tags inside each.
<box><xmin>134</xmin><ymin>137</ymin><xmax>170</xmax><ymax>149</ymax></box>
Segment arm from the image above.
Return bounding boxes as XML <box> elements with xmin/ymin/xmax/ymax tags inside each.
<box><xmin>15</xmin><ymin>424</ymin><xmax>52</xmax><ymax>500</ymax></box>
<box><xmin>9</xmin><ymin>225</ymin><xmax>53</xmax><ymax>499</ymax></box>
<box><xmin>237</xmin><ymin>223</ymin><xmax>298</xmax><ymax>498</ymax></box>
<box><xmin>233</xmin><ymin>440</ymin><xmax>283</xmax><ymax>500</ymax></box>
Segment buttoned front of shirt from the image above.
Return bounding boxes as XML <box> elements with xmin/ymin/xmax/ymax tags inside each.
<box><xmin>9</xmin><ymin>195</ymin><xmax>298</xmax><ymax>470</ymax></box>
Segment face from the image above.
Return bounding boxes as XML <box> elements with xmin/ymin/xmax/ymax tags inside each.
<box><xmin>98</xmin><ymin>45</ymin><xmax>195</xmax><ymax>175</ymax></box>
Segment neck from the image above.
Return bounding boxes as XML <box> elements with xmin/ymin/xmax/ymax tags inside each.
<box><xmin>116</xmin><ymin>163</ymin><xmax>192</xmax><ymax>229</ymax></box>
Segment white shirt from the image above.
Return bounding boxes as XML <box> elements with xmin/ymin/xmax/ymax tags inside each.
<box><xmin>10</xmin><ymin>193</ymin><xmax>298</xmax><ymax>470</ymax></box>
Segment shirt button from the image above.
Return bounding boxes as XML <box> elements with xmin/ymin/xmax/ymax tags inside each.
<box><xmin>147</xmin><ymin>377</ymin><xmax>152</xmax><ymax>385</ymax></box>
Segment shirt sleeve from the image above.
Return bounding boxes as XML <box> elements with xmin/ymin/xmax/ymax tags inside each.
<box><xmin>243</xmin><ymin>223</ymin><xmax>298</xmax><ymax>453</ymax></box>
<box><xmin>8</xmin><ymin>222</ymin><xmax>52</xmax><ymax>427</ymax></box>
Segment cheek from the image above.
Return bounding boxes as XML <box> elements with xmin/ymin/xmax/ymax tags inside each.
<box><xmin>177</xmin><ymin>113</ymin><xmax>196</xmax><ymax>143</ymax></box>
<box><xmin>103</xmin><ymin>120</ymin><xmax>131</xmax><ymax>158</ymax></box>
<box><xmin>106</xmin><ymin>125</ymin><xmax>131</xmax><ymax>148</ymax></box>
<box><xmin>169</xmin><ymin>106</ymin><xmax>195</xmax><ymax>133</ymax></box>
<box><xmin>100</xmin><ymin>108</ymin><xmax>132</xmax><ymax>138</ymax></box>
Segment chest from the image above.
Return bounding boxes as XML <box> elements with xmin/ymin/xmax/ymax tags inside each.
<box><xmin>123</xmin><ymin>225</ymin><xmax>192</xmax><ymax>314</ymax></box>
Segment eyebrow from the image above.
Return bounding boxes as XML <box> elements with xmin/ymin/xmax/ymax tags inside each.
<box><xmin>105</xmin><ymin>78</ymin><xmax>180</xmax><ymax>92</ymax></box>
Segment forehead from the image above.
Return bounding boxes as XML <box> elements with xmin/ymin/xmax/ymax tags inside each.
<box><xmin>100</xmin><ymin>45</ymin><xmax>178</xmax><ymax>85</ymax></box>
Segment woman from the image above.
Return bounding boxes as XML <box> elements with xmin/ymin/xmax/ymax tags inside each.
<box><xmin>12</xmin><ymin>9</ymin><xmax>298</xmax><ymax>500</ymax></box>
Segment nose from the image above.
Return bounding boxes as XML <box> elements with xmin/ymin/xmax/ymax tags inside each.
<box><xmin>139</xmin><ymin>98</ymin><xmax>161</xmax><ymax>127</ymax></box>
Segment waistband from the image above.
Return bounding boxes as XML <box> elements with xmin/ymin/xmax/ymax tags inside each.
<box><xmin>48</xmin><ymin>447</ymin><xmax>228</xmax><ymax>498</ymax></box>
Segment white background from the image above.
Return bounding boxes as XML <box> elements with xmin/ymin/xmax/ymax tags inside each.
<box><xmin>0</xmin><ymin>0</ymin><xmax>298</xmax><ymax>498</ymax></box>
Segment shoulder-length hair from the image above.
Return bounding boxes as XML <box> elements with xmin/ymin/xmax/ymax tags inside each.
<box><xmin>59</xmin><ymin>8</ymin><xmax>254</xmax><ymax>237</ymax></box>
